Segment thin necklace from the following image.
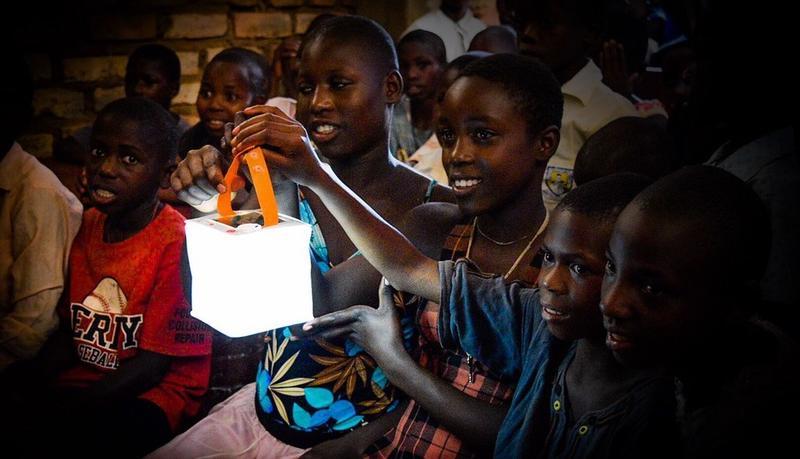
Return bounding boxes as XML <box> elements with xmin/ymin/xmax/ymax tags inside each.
<box><xmin>466</xmin><ymin>214</ymin><xmax>549</xmax><ymax>280</ymax></box>
<box><xmin>475</xmin><ymin>218</ymin><xmax>537</xmax><ymax>246</ymax></box>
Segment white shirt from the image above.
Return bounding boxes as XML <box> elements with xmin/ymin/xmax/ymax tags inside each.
<box><xmin>404</xmin><ymin>8</ymin><xmax>486</xmax><ymax>62</ymax></box>
<box><xmin>542</xmin><ymin>60</ymin><xmax>639</xmax><ymax>211</ymax></box>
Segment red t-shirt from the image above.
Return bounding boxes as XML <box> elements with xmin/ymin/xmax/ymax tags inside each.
<box><xmin>57</xmin><ymin>205</ymin><xmax>212</xmax><ymax>431</ymax></box>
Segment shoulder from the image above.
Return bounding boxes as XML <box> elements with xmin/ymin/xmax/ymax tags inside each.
<box><xmin>148</xmin><ymin>204</ymin><xmax>187</xmax><ymax>246</ymax></box>
<box><xmin>405</xmin><ymin>11</ymin><xmax>440</xmax><ymax>32</ymax></box>
<box><xmin>14</xmin><ymin>155</ymin><xmax>82</xmax><ymax>218</ymax></box>
<box><xmin>402</xmin><ymin>202</ymin><xmax>462</xmax><ymax>257</ymax></box>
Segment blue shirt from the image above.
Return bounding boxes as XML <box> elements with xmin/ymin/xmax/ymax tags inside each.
<box><xmin>438</xmin><ymin>259</ymin><xmax>678</xmax><ymax>458</ymax></box>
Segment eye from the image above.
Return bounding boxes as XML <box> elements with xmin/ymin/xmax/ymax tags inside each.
<box><xmin>297</xmin><ymin>83</ymin><xmax>313</xmax><ymax>95</ymax></box>
<box><xmin>570</xmin><ymin>264</ymin><xmax>588</xmax><ymax>276</ymax></box>
<box><xmin>331</xmin><ymin>79</ymin><xmax>350</xmax><ymax>90</ymax></box>
<box><xmin>121</xmin><ymin>155</ymin><xmax>139</xmax><ymax>165</ymax></box>
<box><xmin>472</xmin><ymin>128</ymin><xmax>495</xmax><ymax>143</ymax></box>
<box><xmin>225</xmin><ymin>91</ymin><xmax>239</xmax><ymax>102</ymax></box>
<box><xmin>436</xmin><ymin>128</ymin><xmax>455</xmax><ymax>146</ymax></box>
<box><xmin>200</xmin><ymin>89</ymin><xmax>213</xmax><ymax>99</ymax></box>
<box><xmin>641</xmin><ymin>283</ymin><xmax>663</xmax><ymax>296</ymax></box>
<box><xmin>89</xmin><ymin>147</ymin><xmax>105</xmax><ymax>158</ymax></box>
<box><xmin>604</xmin><ymin>259</ymin><xmax>616</xmax><ymax>276</ymax></box>
<box><xmin>542</xmin><ymin>249</ymin><xmax>554</xmax><ymax>265</ymax></box>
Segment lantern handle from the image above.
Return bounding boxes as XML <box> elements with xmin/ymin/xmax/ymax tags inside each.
<box><xmin>218</xmin><ymin>147</ymin><xmax>280</xmax><ymax>226</ymax></box>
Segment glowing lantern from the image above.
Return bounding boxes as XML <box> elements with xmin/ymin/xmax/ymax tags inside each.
<box><xmin>185</xmin><ymin>148</ymin><xmax>313</xmax><ymax>337</ymax></box>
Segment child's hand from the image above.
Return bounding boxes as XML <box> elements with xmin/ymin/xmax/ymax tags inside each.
<box><xmin>230</xmin><ymin>104</ymin><xmax>326</xmax><ymax>187</ymax></box>
<box><xmin>600</xmin><ymin>40</ymin><xmax>635</xmax><ymax>99</ymax></box>
<box><xmin>170</xmin><ymin>145</ymin><xmax>228</xmax><ymax>206</ymax></box>
<box><xmin>301</xmin><ymin>279</ymin><xmax>405</xmax><ymax>368</ymax></box>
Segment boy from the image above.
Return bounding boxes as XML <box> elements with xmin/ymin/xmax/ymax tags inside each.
<box><xmin>601</xmin><ymin>165</ymin><xmax>800</xmax><ymax>457</ymax></box>
<box><xmin>508</xmin><ymin>0</ymin><xmax>640</xmax><ymax>210</ymax></box>
<box><xmin>6</xmin><ymin>98</ymin><xmax>212</xmax><ymax>458</ymax></box>
<box><xmin>572</xmin><ymin>116</ymin><xmax>678</xmax><ymax>185</ymax></box>
<box><xmin>179</xmin><ymin>47</ymin><xmax>272</xmax><ymax>157</ymax></box>
<box><xmin>64</xmin><ymin>44</ymin><xmax>188</xmax><ymax>164</ymax></box>
<box><xmin>301</xmin><ymin>174</ymin><xmax>679</xmax><ymax>458</ymax></box>
<box><xmin>390</xmin><ymin>29</ymin><xmax>447</xmax><ymax>161</ymax></box>
<box><xmin>0</xmin><ymin>53</ymin><xmax>82</xmax><ymax>371</ymax></box>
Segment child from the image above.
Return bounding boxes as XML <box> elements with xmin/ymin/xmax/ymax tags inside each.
<box><xmin>406</xmin><ymin>51</ymin><xmax>487</xmax><ymax>184</ymax></box>
<box><xmin>508</xmin><ymin>0</ymin><xmax>640</xmax><ymax>210</ymax></box>
<box><xmin>64</xmin><ymin>44</ymin><xmax>188</xmax><ymax>164</ymax></box>
<box><xmin>154</xmin><ymin>16</ymin><xmax>452</xmax><ymax>458</ymax></box>
<box><xmin>572</xmin><ymin>116</ymin><xmax>678</xmax><ymax>185</ymax></box>
<box><xmin>5</xmin><ymin>97</ymin><xmax>212</xmax><ymax>458</ymax></box>
<box><xmin>404</xmin><ymin>0</ymin><xmax>487</xmax><ymax>61</ymax></box>
<box><xmin>304</xmin><ymin>173</ymin><xmax>679</xmax><ymax>458</ymax></box>
<box><xmin>600</xmin><ymin>165</ymin><xmax>800</xmax><ymax>457</ymax></box>
<box><xmin>179</xmin><ymin>47</ymin><xmax>271</xmax><ymax>157</ymax></box>
<box><xmin>390</xmin><ymin>30</ymin><xmax>447</xmax><ymax>161</ymax></box>
<box><xmin>0</xmin><ymin>53</ymin><xmax>82</xmax><ymax>372</ymax></box>
<box><xmin>468</xmin><ymin>25</ymin><xmax>518</xmax><ymax>54</ymax></box>
<box><xmin>230</xmin><ymin>53</ymin><xmax>564</xmax><ymax>457</ymax></box>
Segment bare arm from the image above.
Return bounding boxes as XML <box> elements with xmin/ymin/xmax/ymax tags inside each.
<box><xmin>230</xmin><ymin>105</ymin><xmax>441</xmax><ymax>302</ymax></box>
<box><xmin>303</xmin><ymin>283</ymin><xmax>507</xmax><ymax>454</ymax></box>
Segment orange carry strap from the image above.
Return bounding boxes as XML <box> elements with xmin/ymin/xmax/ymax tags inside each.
<box><xmin>218</xmin><ymin>147</ymin><xmax>280</xmax><ymax>226</ymax></box>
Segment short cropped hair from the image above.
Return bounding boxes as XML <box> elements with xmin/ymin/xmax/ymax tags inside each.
<box><xmin>574</xmin><ymin>117</ymin><xmax>678</xmax><ymax>185</ymax></box>
<box><xmin>399</xmin><ymin>29</ymin><xmax>447</xmax><ymax>65</ymax></box>
<box><xmin>95</xmin><ymin>97</ymin><xmax>179</xmax><ymax>165</ymax></box>
<box><xmin>633</xmin><ymin>165</ymin><xmax>771</xmax><ymax>283</ymax></box>
<box><xmin>459</xmin><ymin>53</ymin><xmax>563</xmax><ymax>138</ymax></box>
<box><xmin>208</xmin><ymin>48</ymin><xmax>271</xmax><ymax>99</ymax></box>
<box><xmin>301</xmin><ymin>15</ymin><xmax>398</xmax><ymax>74</ymax></box>
<box><xmin>556</xmin><ymin>172</ymin><xmax>652</xmax><ymax>224</ymax></box>
<box><xmin>127</xmin><ymin>44</ymin><xmax>181</xmax><ymax>85</ymax></box>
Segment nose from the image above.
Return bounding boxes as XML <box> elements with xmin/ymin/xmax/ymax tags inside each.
<box><xmin>407</xmin><ymin>64</ymin><xmax>421</xmax><ymax>81</ymax></box>
<box><xmin>97</xmin><ymin>154</ymin><xmax>118</xmax><ymax>178</ymax></box>
<box><xmin>133</xmin><ymin>79</ymin><xmax>148</xmax><ymax>97</ymax></box>
<box><xmin>599</xmin><ymin>278</ymin><xmax>634</xmax><ymax>322</ymax></box>
<box><xmin>310</xmin><ymin>85</ymin><xmax>333</xmax><ymax>113</ymax></box>
<box><xmin>540</xmin><ymin>265</ymin><xmax>567</xmax><ymax>295</ymax></box>
<box><xmin>448</xmin><ymin>136</ymin><xmax>473</xmax><ymax>166</ymax></box>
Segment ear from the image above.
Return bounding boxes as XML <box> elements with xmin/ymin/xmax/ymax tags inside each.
<box><xmin>160</xmin><ymin>162</ymin><xmax>177</xmax><ymax>189</ymax></box>
<box><xmin>532</xmin><ymin>125</ymin><xmax>560</xmax><ymax>163</ymax></box>
<box><xmin>384</xmin><ymin>70</ymin><xmax>403</xmax><ymax>104</ymax></box>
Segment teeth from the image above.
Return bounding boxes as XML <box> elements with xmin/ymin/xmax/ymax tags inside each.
<box><xmin>315</xmin><ymin>124</ymin><xmax>335</xmax><ymax>134</ymax></box>
<box><xmin>454</xmin><ymin>179</ymin><xmax>482</xmax><ymax>188</ymax></box>
<box><xmin>94</xmin><ymin>189</ymin><xmax>115</xmax><ymax>199</ymax></box>
<box><xmin>544</xmin><ymin>306</ymin><xmax>564</xmax><ymax>316</ymax></box>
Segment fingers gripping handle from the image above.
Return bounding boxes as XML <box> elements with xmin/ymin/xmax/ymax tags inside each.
<box><xmin>217</xmin><ymin>147</ymin><xmax>280</xmax><ymax>226</ymax></box>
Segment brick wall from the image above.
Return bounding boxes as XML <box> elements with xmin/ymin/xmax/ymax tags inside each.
<box><xmin>15</xmin><ymin>0</ymin><xmax>371</xmax><ymax>160</ymax></box>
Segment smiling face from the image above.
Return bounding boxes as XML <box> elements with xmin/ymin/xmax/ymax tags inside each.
<box><xmin>539</xmin><ymin>209</ymin><xmax>609</xmax><ymax>341</ymax></box>
<box><xmin>600</xmin><ymin>204</ymin><xmax>719</xmax><ymax>368</ymax></box>
<box><xmin>399</xmin><ymin>41</ymin><xmax>444</xmax><ymax>101</ymax></box>
<box><xmin>437</xmin><ymin>76</ymin><xmax>540</xmax><ymax>216</ymax></box>
<box><xmin>295</xmin><ymin>38</ymin><xmax>399</xmax><ymax>161</ymax></box>
<box><xmin>196</xmin><ymin>61</ymin><xmax>259</xmax><ymax>137</ymax></box>
<box><xmin>87</xmin><ymin>114</ymin><xmax>164</xmax><ymax>217</ymax></box>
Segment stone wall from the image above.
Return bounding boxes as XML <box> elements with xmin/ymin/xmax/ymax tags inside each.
<box><xmin>14</xmin><ymin>0</ymin><xmax>366</xmax><ymax>159</ymax></box>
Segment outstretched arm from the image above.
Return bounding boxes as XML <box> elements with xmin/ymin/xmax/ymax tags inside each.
<box><xmin>302</xmin><ymin>282</ymin><xmax>507</xmax><ymax>454</ymax></box>
<box><xmin>230</xmin><ymin>105</ymin><xmax>441</xmax><ymax>302</ymax></box>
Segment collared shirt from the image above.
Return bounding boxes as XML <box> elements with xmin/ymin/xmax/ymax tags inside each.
<box><xmin>542</xmin><ymin>60</ymin><xmax>639</xmax><ymax>212</ymax></box>
<box><xmin>404</xmin><ymin>8</ymin><xmax>487</xmax><ymax>62</ymax></box>
<box><xmin>438</xmin><ymin>259</ymin><xmax>679</xmax><ymax>458</ymax></box>
<box><xmin>706</xmin><ymin>127</ymin><xmax>799</xmax><ymax>306</ymax></box>
<box><xmin>0</xmin><ymin>142</ymin><xmax>82</xmax><ymax>369</ymax></box>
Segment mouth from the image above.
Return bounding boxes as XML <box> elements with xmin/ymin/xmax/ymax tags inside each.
<box><xmin>309</xmin><ymin>122</ymin><xmax>340</xmax><ymax>144</ymax></box>
<box><xmin>205</xmin><ymin>119</ymin><xmax>227</xmax><ymax>132</ymax></box>
<box><xmin>90</xmin><ymin>186</ymin><xmax>117</xmax><ymax>206</ymax></box>
<box><xmin>450</xmin><ymin>177</ymin><xmax>483</xmax><ymax>196</ymax></box>
<box><xmin>541</xmin><ymin>303</ymin><xmax>570</xmax><ymax>323</ymax></box>
<box><xmin>605</xmin><ymin>330</ymin><xmax>635</xmax><ymax>352</ymax></box>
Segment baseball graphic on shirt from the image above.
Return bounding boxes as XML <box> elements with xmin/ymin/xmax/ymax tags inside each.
<box><xmin>83</xmin><ymin>277</ymin><xmax>128</xmax><ymax>314</ymax></box>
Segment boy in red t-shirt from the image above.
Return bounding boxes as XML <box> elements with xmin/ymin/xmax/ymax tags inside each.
<box><xmin>3</xmin><ymin>97</ymin><xmax>211</xmax><ymax>458</ymax></box>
